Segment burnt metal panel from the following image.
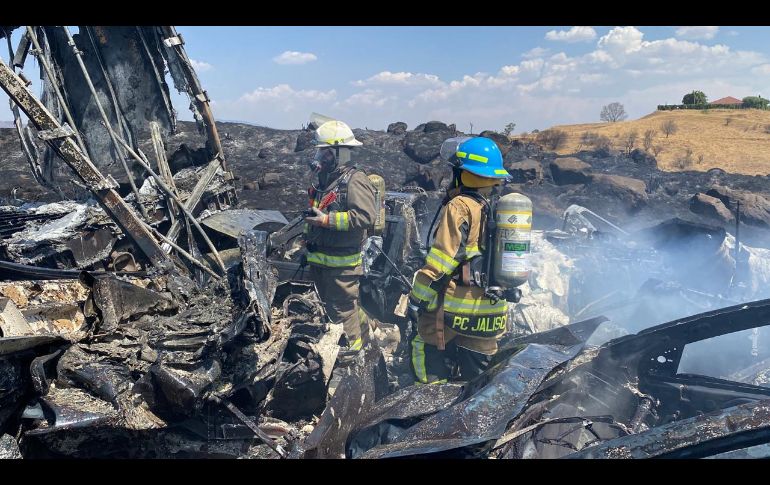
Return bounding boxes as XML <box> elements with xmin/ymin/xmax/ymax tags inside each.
<box><xmin>83</xmin><ymin>27</ymin><xmax>175</xmax><ymax>145</ymax></box>
<box><xmin>566</xmin><ymin>398</ymin><xmax>770</xmax><ymax>459</ymax></box>
<box><xmin>358</xmin><ymin>343</ymin><xmax>584</xmax><ymax>458</ymax></box>
<box><xmin>238</xmin><ymin>230</ymin><xmax>278</xmax><ymax>326</ymax></box>
<box><xmin>202</xmin><ymin>209</ymin><xmax>288</xmax><ymax>239</ymax></box>
<box><xmin>0</xmin><ymin>58</ymin><xmax>173</xmax><ymax>269</ymax></box>
<box><xmin>39</xmin><ymin>27</ymin><xmax>175</xmax><ymax>185</ymax></box>
<box><xmin>0</xmin><ymin>336</ymin><xmax>64</xmax><ymax>356</ymax></box>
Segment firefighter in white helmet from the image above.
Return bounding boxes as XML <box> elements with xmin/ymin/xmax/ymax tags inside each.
<box><xmin>303</xmin><ymin>115</ymin><xmax>377</xmax><ymax>350</ymax></box>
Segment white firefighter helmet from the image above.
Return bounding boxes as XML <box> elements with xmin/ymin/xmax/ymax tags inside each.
<box><xmin>311</xmin><ymin>113</ymin><xmax>363</xmax><ymax>148</ymax></box>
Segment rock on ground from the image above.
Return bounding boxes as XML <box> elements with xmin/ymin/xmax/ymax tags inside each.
<box><xmin>549</xmin><ymin>157</ymin><xmax>592</xmax><ymax>185</ymax></box>
<box><xmin>689</xmin><ymin>193</ymin><xmax>735</xmax><ymax>225</ymax></box>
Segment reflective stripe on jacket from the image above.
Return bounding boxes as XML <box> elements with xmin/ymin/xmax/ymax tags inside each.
<box><xmin>306</xmin><ymin>251</ymin><xmax>362</xmax><ymax>268</ymax></box>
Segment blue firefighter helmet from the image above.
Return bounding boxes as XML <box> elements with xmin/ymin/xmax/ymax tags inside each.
<box><xmin>454</xmin><ymin>137</ymin><xmax>511</xmax><ymax>179</ymax></box>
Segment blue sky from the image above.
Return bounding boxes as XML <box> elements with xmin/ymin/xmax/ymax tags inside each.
<box><xmin>3</xmin><ymin>26</ymin><xmax>770</xmax><ymax>133</ymax></box>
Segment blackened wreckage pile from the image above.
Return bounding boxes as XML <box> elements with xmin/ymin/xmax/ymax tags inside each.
<box><xmin>3</xmin><ymin>26</ymin><xmax>770</xmax><ymax>459</ymax></box>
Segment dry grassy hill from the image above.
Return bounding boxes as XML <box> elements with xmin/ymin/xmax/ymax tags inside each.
<box><xmin>522</xmin><ymin>109</ymin><xmax>770</xmax><ymax>175</ymax></box>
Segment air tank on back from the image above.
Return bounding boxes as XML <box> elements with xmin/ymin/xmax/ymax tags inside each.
<box><xmin>368</xmin><ymin>174</ymin><xmax>386</xmax><ymax>236</ymax></box>
<box><xmin>493</xmin><ymin>193</ymin><xmax>532</xmax><ymax>289</ymax></box>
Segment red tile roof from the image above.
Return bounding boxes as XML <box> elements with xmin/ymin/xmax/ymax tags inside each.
<box><xmin>710</xmin><ymin>96</ymin><xmax>743</xmax><ymax>105</ymax></box>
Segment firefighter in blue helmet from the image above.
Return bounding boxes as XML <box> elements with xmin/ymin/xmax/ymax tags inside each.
<box><xmin>408</xmin><ymin>136</ymin><xmax>512</xmax><ymax>383</ymax></box>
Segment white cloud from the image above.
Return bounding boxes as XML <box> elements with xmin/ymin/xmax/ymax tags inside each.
<box><xmin>578</xmin><ymin>73</ymin><xmax>606</xmax><ymax>83</ymax></box>
<box><xmin>522</xmin><ymin>47</ymin><xmax>550</xmax><ymax>59</ymax></box>
<box><xmin>410</xmin><ymin>74</ymin><xmax>488</xmax><ymax>105</ymax></box>
<box><xmin>675</xmin><ymin>26</ymin><xmax>719</xmax><ymax>40</ymax></box>
<box><xmin>598</xmin><ymin>26</ymin><xmax>644</xmax><ymax>55</ymax></box>
<box><xmin>190</xmin><ymin>59</ymin><xmax>212</xmax><ymax>72</ymax></box>
<box><xmin>272</xmin><ymin>51</ymin><xmax>318</xmax><ymax>65</ymax></box>
<box><xmin>225</xmin><ymin>84</ymin><xmax>336</xmax><ymax>119</ymax></box>
<box><xmin>545</xmin><ymin>26</ymin><xmax>597</xmax><ymax>43</ymax></box>
<box><xmin>500</xmin><ymin>65</ymin><xmax>519</xmax><ymax>76</ymax></box>
<box><xmin>398</xmin><ymin>27</ymin><xmax>769</xmax><ymax>132</ymax></box>
<box><xmin>587</xmin><ymin>50</ymin><xmax>613</xmax><ymax>64</ymax></box>
<box><xmin>353</xmin><ymin>71</ymin><xmax>441</xmax><ymax>87</ymax></box>
<box><xmin>520</xmin><ymin>58</ymin><xmax>545</xmax><ymax>72</ymax></box>
<box><xmin>752</xmin><ymin>64</ymin><xmax>770</xmax><ymax>75</ymax></box>
<box><xmin>335</xmin><ymin>89</ymin><xmax>397</xmax><ymax>108</ymax></box>
<box><xmin>206</xmin><ymin>83</ymin><xmax>338</xmax><ymax>128</ymax></box>
<box><xmin>592</xmin><ymin>27</ymin><xmax>742</xmax><ymax>74</ymax></box>
<box><xmin>239</xmin><ymin>84</ymin><xmax>335</xmax><ymax>104</ymax></box>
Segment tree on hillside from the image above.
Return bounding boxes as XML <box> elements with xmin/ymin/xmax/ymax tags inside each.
<box><xmin>682</xmin><ymin>90</ymin><xmax>708</xmax><ymax>105</ymax></box>
<box><xmin>502</xmin><ymin>122</ymin><xmax>516</xmax><ymax>138</ymax></box>
<box><xmin>643</xmin><ymin>129</ymin><xmax>656</xmax><ymax>152</ymax></box>
<box><xmin>622</xmin><ymin>131</ymin><xmax>638</xmax><ymax>155</ymax></box>
<box><xmin>600</xmin><ymin>102</ymin><xmax>627</xmax><ymax>123</ymax></box>
<box><xmin>742</xmin><ymin>96</ymin><xmax>769</xmax><ymax>109</ymax></box>
<box><xmin>662</xmin><ymin>119</ymin><xmax>678</xmax><ymax>138</ymax></box>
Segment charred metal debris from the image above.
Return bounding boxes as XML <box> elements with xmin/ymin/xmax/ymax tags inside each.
<box><xmin>0</xmin><ymin>26</ymin><xmax>434</xmax><ymax>458</ymax></box>
<box><xmin>3</xmin><ymin>26</ymin><xmax>770</xmax><ymax>459</ymax></box>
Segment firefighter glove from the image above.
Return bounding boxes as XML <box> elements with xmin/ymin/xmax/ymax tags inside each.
<box><xmin>407</xmin><ymin>296</ymin><xmax>422</xmax><ymax>323</ymax></box>
<box><xmin>304</xmin><ymin>206</ymin><xmax>331</xmax><ymax>228</ymax></box>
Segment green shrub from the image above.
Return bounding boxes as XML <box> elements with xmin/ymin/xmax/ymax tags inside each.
<box><xmin>682</xmin><ymin>91</ymin><xmax>708</xmax><ymax>105</ymax></box>
<box><xmin>742</xmin><ymin>96</ymin><xmax>769</xmax><ymax>109</ymax></box>
<box><xmin>657</xmin><ymin>104</ymin><xmax>747</xmax><ymax>110</ymax></box>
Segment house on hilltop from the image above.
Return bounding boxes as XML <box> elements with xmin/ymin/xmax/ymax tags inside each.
<box><xmin>710</xmin><ymin>96</ymin><xmax>743</xmax><ymax>105</ymax></box>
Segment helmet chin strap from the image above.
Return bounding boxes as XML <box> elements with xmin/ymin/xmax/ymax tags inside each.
<box><xmin>451</xmin><ymin>167</ymin><xmax>463</xmax><ymax>189</ymax></box>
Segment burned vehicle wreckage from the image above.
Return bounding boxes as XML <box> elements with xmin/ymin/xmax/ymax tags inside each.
<box><xmin>1</xmin><ymin>26</ymin><xmax>770</xmax><ymax>460</ymax></box>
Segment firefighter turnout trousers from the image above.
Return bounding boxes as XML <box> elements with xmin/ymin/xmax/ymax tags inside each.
<box><xmin>410</xmin><ymin>333</ymin><xmax>493</xmax><ymax>384</ymax></box>
<box><xmin>309</xmin><ymin>264</ymin><xmax>369</xmax><ymax>350</ymax></box>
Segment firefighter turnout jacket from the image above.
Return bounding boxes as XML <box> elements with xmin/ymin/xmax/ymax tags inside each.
<box><xmin>304</xmin><ymin>165</ymin><xmax>377</xmax><ymax>269</ymax></box>
<box><xmin>410</xmin><ymin>190</ymin><xmax>509</xmax><ymax>355</ymax></box>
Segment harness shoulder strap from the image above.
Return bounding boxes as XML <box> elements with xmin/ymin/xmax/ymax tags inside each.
<box><xmin>312</xmin><ymin>166</ymin><xmax>355</xmax><ymax>197</ymax></box>
<box><xmin>338</xmin><ymin>166</ymin><xmax>356</xmax><ymax>189</ymax></box>
<box><xmin>456</xmin><ymin>191</ymin><xmax>493</xmax><ymax>242</ymax></box>
<box><xmin>335</xmin><ymin>166</ymin><xmax>358</xmax><ymax>208</ymax></box>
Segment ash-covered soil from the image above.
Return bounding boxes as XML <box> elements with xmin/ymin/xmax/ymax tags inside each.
<box><xmin>4</xmin><ymin>119</ymin><xmax>770</xmax><ymax>247</ymax></box>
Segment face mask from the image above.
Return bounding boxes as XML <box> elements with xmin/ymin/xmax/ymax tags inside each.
<box><xmin>309</xmin><ymin>148</ymin><xmax>336</xmax><ymax>173</ymax></box>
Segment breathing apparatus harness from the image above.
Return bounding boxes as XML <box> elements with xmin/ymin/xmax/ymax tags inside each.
<box><xmin>426</xmin><ymin>164</ymin><xmax>521</xmax><ymax>305</ymax></box>
<box><xmin>424</xmin><ymin>168</ymin><xmax>503</xmax><ymax>301</ymax></box>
